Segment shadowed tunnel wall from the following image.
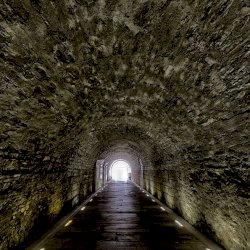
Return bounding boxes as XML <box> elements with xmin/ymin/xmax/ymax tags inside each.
<box><xmin>0</xmin><ymin>1</ymin><xmax>249</xmax><ymax>249</ymax></box>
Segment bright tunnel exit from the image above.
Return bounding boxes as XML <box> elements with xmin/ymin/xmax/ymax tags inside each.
<box><xmin>111</xmin><ymin>160</ymin><xmax>131</xmax><ymax>182</ymax></box>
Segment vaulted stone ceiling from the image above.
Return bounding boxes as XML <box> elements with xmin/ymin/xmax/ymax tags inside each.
<box><xmin>0</xmin><ymin>1</ymin><xmax>249</xmax><ymax>249</ymax></box>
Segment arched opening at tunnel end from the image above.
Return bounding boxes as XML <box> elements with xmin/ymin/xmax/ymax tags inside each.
<box><xmin>110</xmin><ymin>160</ymin><xmax>131</xmax><ymax>182</ymax></box>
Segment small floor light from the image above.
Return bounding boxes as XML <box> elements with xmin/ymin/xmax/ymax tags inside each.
<box><xmin>81</xmin><ymin>206</ymin><xmax>85</xmax><ymax>211</ymax></box>
<box><xmin>160</xmin><ymin>207</ymin><xmax>165</xmax><ymax>211</ymax></box>
<box><xmin>64</xmin><ymin>220</ymin><xmax>72</xmax><ymax>227</ymax></box>
<box><xmin>175</xmin><ymin>220</ymin><xmax>183</xmax><ymax>227</ymax></box>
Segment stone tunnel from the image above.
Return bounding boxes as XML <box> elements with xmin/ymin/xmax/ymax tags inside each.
<box><xmin>0</xmin><ymin>0</ymin><xmax>249</xmax><ymax>249</ymax></box>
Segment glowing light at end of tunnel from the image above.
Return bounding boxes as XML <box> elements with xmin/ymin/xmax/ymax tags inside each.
<box><xmin>81</xmin><ymin>206</ymin><xmax>85</xmax><ymax>211</ymax></box>
<box><xmin>111</xmin><ymin>160</ymin><xmax>131</xmax><ymax>181</ymax></box>
<box><xmin>175</xmin><ymin>220</ymin><xmax>183</xmax><ymax>227</ymax></box>
<box><xmin>40</xmin><ymin>248</ymin><xmax>45</xmax><ymax>250</ymax></box>
<box><xmin>206</xmin><ymin>248</ymin><xmax>211</xmax><ymax>250</ymax></box>
<box><xmin>64</xmin><ymin>220</ymin><xmax>72</xmax><ymax>227</ymax></box>
<box><xmin>160</xmin><ymin>207</ymin><xmax>165</xmax><ymax>211</ymax></box>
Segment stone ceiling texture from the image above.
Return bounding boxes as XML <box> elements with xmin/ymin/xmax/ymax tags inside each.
<box><xmin>0</xmin><ymin>0</ymin><xmax>249</xmax><ymax>249</ymax></box>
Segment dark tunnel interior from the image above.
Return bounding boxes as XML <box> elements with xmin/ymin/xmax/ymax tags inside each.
<box><xmin>0</xmin><ymin>1</ymin><xmax>249</xmax><ymax>249</ymax></box>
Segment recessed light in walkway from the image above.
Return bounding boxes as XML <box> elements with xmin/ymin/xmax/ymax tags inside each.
<box><xmin>80</xmin><ymin>206</ymin><xmax>86</xmax><ymax>211</ymax></box>
<box><xmin>64</xmin><ymin>220</ymin><xmax>72</xmax><ymax>227</ymax></box>
<box><xmin>175</xmin><ymin>220</ymin><xmax>183</xmax><ymax>227</ymax></box>
<box><xmin>160</xmin><ymin>206</ymin><xmax>166</xmax><ymax>211</ymax></box>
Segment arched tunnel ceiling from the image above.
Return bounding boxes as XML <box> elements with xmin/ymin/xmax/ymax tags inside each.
<box><xmin>1</xmin><ymin>0</ymin><xmax>249</xmax><ymax>171</ymax></box>
<box><xmin>98</xmin><ymin>139</ymin><xmax>149</xmax><ymax>169</ymax></box>
<box><xmin>0</xmin><ymin>0</ymin><xmax>248</xmax><ymax>188</ymax></box>
<box><xmin>69</xmin><ymin>117</ymin><xmax>169</xmax><ymax>172</ymax></box>
<box><xmin>102</xmin><ymin>151</ymin><xmax>140</xmax><ymax>173</ymax></box>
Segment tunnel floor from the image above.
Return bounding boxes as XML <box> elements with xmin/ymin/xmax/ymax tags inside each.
<box><xmin>36</xmin><ymin>182</ymin><xmax>217</xmax><ymax>250</ymax></box>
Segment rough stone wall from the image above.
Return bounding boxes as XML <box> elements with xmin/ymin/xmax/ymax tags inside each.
<box><xmin>143</xmin><ymin>153</ymin><xmax>249</xmax><ymax>250</ymax></box>
<box><xmin>0</xmin><ymin>141</ymin><xmax>94</xmax><ymax>249</ymax></box>
<box><xmin>0</xmin><ymin>0</ymin><xmax>249</xmax><ymax>249</ymax></box>
<box><xmin>67</xmin><ymin>164</ymin><xmax>94</xmax><ymax>207</ymax></box>
<box><xmin>0</xmin><ymin>169</ymin><xmax>68</xmax><ymax>249</ymax></box>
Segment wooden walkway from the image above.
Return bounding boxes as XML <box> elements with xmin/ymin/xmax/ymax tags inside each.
<box><xmin>33</xmin><ymin>182</ymin><xmax>222</xmax><ymax>250</ymax></box>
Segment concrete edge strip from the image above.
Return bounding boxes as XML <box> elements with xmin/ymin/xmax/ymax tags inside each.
<box><xmin>131</xmin><ymin>181</ymin><xmax>224</xmax><ymax>250</ymax></box>
<box><xmin>27</xmin><ymin>185</ymin><xmax>108</xmax><ymax>250</ymax></box>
